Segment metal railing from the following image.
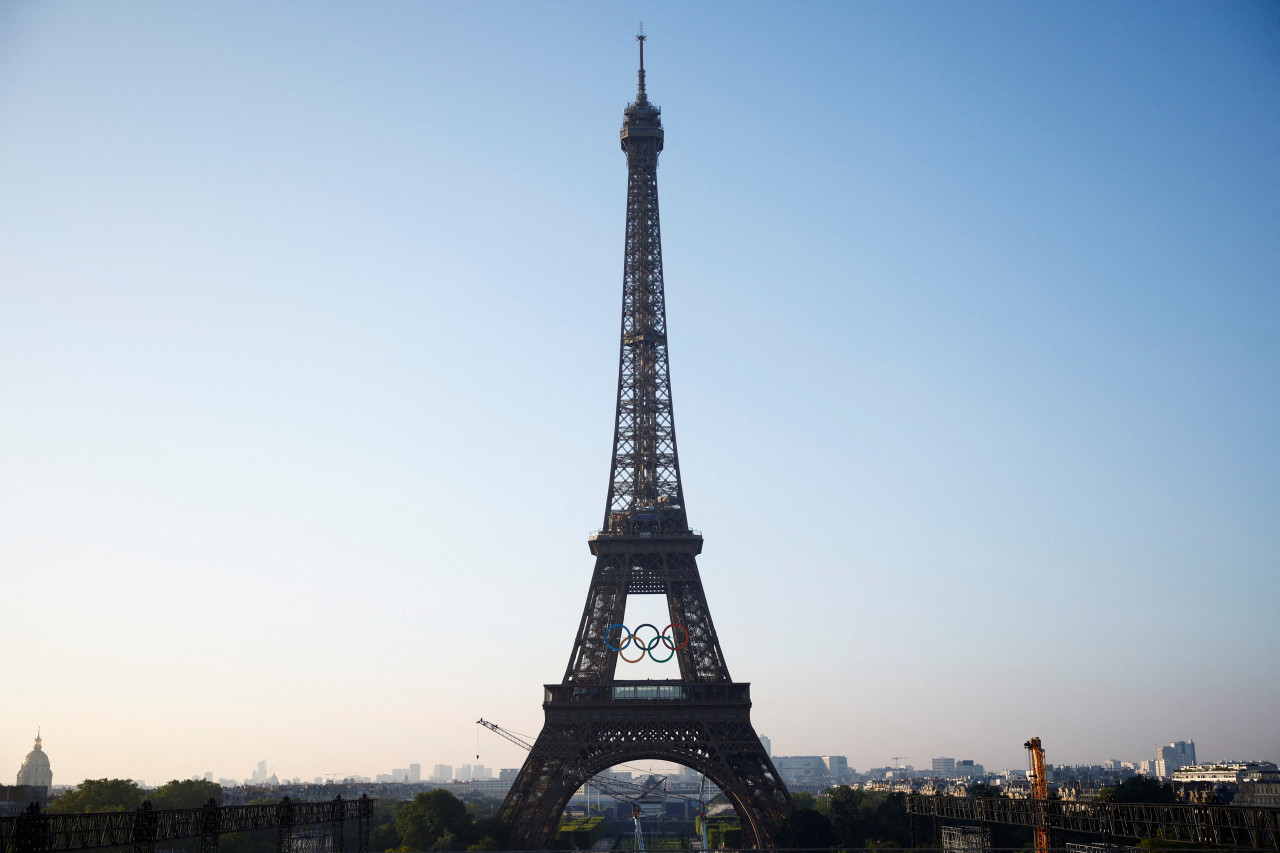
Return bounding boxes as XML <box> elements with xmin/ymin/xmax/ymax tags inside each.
<box><xmin>0</xmin><ymin>796</ymin><xmax>374</xmax><ymax>853</ymax></box>
<box><xmin>544</xmin><ymin>681</ymin><xmax>750</xmax><ymax>705</ymax></box>
<box><xmin>906</xmin><ymin>794</ymin><xmax>1280</xmax><ymax>849</ymax></box>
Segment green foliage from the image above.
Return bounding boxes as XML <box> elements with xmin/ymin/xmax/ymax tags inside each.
<box><xmin>465</xmin><ymin>797</ymin><xmax>503</xmax><ymax>820</ymax></box>
<box><xmin>219</xmin><ymin>827</ymin><xmax>279</xmax><ymax>853</ymax></box>
<box><xmin>471</xmin><ymin>816</ymin><xmax>509</xmax><ymax>851</ymax></box>
<box><xmin>395</xmin><ymin>790</ymin><xmax>477</xmax><ymax>852</ymax></box>
<box><xmin>695</xmin><ymin>817</ymin><xmax>741</xmax><ymax>849</ymax></box>
<box><xmin>816</xmin><ymin>788</ymin><xmax>911</xmax><ymax>848</ymax></box>
<box><xmin>557</xmin><ymin>815</ymin><xmax>605</xmax><ymax>849</ymax></box>
<box><xmin>774</xmin><ymin>808</ymin><xmax>834</xmax><ymax>849</ymax></box>
<box><xmin>790</xmin><ymin>791</ymin><xmax>817</xmax><ymax>810</ymax></box>
<box><xmin>368</xmin><ymin>800</ymin><xmax>404</xmax><ymax>852</ymax></box>
<box><xmin>966</xmin><ymin>782</ymin><xmax>1002</xmax><ymax>799</ymax></box>
<box><xmin>1099</xmin><ymin>776</ymin><xmax>1178</xmax><ymax>805</ymax></box>
<box><xmin>149</xmin><ymin>779</ymin><xmax>224</xmax><ymax>810</ymax></box>
<box><xmin>48</xmin><ymin>779</ymin><xmax>144</xmax><ymax>813</ymax></box>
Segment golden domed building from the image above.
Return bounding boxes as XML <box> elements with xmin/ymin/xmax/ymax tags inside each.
<box><xmin>16</xmin><ymin>731</ymin><xmax>52</xmax><ymax>789</ymax></box>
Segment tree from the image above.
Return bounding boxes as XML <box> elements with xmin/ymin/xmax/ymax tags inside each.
<box><xmin>368</xmin><ymin>801</ymin><xmax>404</xmax><ymax>853</ymax></box>
<box><xmin>774</xmin><ymin>808</ymin><xmax>834</xmax><ymax>849</ymax></box>
<box><xmin>465</xmin><ymin>797</ymin><xmax>502</xmax><ymax>820</ymax></box>
<box><xmin>471</xmin><ymin>816</ymin><xmax>509</xmax><ymax>850</ymax></box>
<box><xmin>790</xmin><ymin>791</ymin><xmax>818</xmax><ymax>810</ymax></box>
<box><xmin>149</xmin><ymin>780</ymin><xmax>224</xmax><ymax>810</ymax></box>
<box><xmin>967</xmin><ymin>782</ymin><xmax>1003</xmax><ymax>799</ymax></box>
<box><xmin>395</xmin><ymin>790</ymin><xmax>475</xmax><ymax>852</ymax></box>
<box><xmin>817</xmin><ymin>788</ymin><xmax>912</xmax><ymax>848</ymax></box>
<box><xmin>48</xmin><ymin>779</ymin><xmax>144</xmax><ymax>813</ymax></box>
<box><xmin>1101</xmin><ymin>776</ymin><xmax>1178</xmax><ymax>805</ymax></box>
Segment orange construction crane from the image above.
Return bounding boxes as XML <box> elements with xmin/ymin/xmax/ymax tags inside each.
<box><xmin>1025</xmin><ymin>737</ymin><xmax>1050</xmax><ymax>853</ymax></box>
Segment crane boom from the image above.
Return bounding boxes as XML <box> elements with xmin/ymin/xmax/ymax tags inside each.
<box><xmin>475</xmin><ymin>718</ymin><xmax>678</xmax><ymax>805</ymax></box>
<box><xmin>477</xmin><ymin>718</ymin><xmax>535</xmax><ymax>750</ymax></box>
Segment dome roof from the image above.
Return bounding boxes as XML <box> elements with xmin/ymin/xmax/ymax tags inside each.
<box><xmin>16</xmin><ymin>732</ymin><xmax>52</xmax><ymax>788</ymax></box>
<box><xmin>23</xmin><ymin>741</ymin><xmax>50</xmax><ymax>769</ymax></box>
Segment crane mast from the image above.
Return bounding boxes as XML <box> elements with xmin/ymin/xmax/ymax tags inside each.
<box><xmin>1025</xmin><ymin>737</ymin><xmax>1050</xmax><ymax>853</ymax></box>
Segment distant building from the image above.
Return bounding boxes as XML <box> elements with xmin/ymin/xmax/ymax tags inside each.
<box><xmin>16</xmin><ymin>732</ymin><xmax>52</xmax><ymax>789</ymax></box>
<box><xmin>933</xmin><ymin>758</ymin><xmax>956</xmax><ymax>777</ymax></box>
<box><xmin>471</xmin><ymin>778</ymin><xmax>514</xmax><ymax>796</ymax></box>
<box><xmin>759</xmin><ymin>735</ymin><xmax>771</xmax><ymax>757</ymax></box>
<box><xmin>1171</xmin><ymin>762</ymin><xmax>1278</xmax><ymax>784</ymax></box>
<box><xmin>1155</xmin><ymin>741</ymin><xmax>1195</xmax><ymax>779</ymax></box>
<box><xmin>1235</xmin><ymin>768</ymin><xmax>1280</xmax><ymax>808</ymax></box>
<box><xmin>249</xmin><ymin>760</ymin><xmax>272</xmax><ymax>785</ymax></box>
<box><xmin>0</xmin><ymin>785</ymin><xmax>48</xmax><ymax>817</ymax></box>
<box><xmin>499</xmin><ymin>768</ymin><xmax>520</xmax><ymax>781</ymax></box>
<box><xmin>955</xmin><ymin>760</ymin><xmax>985</xmax><ymax>779</ymax></box>
<box><xmin>822</xmin><ymin>756</ymin><xmax>853</xmax><ymax>783</ymax></box>
<box><xmin>772</xmin><ymin>756</ymin><xmax>837</xmax><ymax>791</ymax></box>
<box><xmin>408</xmin><ymin>764</ymin><xmax>421</xmax><ymax>783</ymax></box>
<box><xmin>432</xmin><ymin>765</ymin><xmax>453</xmax><ymax>782</ymax></box>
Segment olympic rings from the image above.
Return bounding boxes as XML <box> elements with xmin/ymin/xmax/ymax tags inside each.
<box><xmin>604</xmin><ymin>623</ymin><xmax>690</xmax><ymax>663</ymax></box>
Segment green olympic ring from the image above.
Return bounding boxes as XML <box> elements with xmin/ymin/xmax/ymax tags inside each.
<box><xmin>605</xmin><ymin>623</ymin><xmax>690</xmax><ymax>663</ymax></box>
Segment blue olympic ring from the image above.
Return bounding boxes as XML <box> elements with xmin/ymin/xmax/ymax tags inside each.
<box><xmin>604</xmin><ymin>623</ymin><xmax>690</xmax><ymax>663</ymax></box>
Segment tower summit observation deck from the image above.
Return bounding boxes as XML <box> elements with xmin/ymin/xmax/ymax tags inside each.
<box><xmin>497</xmin><ymin>36</ymin><xmax>793</xmax><ymax>850</ymax></box>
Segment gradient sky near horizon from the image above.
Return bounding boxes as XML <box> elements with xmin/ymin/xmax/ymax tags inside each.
<box><xmin>2</xmin><ymin>1</ymin><xmax>1278</xmax><ymax>787</ymax></box>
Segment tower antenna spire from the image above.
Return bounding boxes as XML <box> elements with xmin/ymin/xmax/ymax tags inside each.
<box><xmin>636</xmin><ymin>24</ymin><xmax>646</xmax><ymax>100</ymax></box>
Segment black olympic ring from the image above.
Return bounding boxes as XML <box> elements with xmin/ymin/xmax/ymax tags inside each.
<box><xmin>604</xmin><ymin>623</ymin><xmax>690</xmax><ymax>663</ymax></box>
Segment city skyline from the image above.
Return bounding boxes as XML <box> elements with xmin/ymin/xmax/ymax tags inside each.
<box><xmin>6</xmin><ymin>729</ymin><xmax>1263</xmax><ymax>792</ymax></box>
<box><xmin>2</xmin><ymin>2</ymin><xmax>1277</xmax><ymax>785</ymax></box>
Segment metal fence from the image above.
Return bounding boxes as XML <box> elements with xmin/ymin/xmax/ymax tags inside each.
<box><xmin>0</xmin><ymin>796</ymin><xmax>374</xmax><ymax>853</ymax></box>
<box><xmin>906</xmin><ymin>794</ymin><xmax>1280</xmax><ymax>850</ymax></box>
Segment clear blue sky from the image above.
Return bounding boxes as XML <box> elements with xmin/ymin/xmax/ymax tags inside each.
<box><xmin>2</xmin><ymin>1</ymin><xmax>1277</xmax><ymax>785</ymax></box>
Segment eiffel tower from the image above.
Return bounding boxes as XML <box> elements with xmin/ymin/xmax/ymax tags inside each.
<box><xmin>498</xmin><ymin>36</ymin><xmax>793</xmax><ymax>850</ymax></box>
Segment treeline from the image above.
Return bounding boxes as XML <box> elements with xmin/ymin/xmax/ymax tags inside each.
<box><xmin>48</xmin><ymin>779</ymin><xmax>224</xmax><ymax>813</ymax></box>
<box><xmin>773</xmin><ymin>789</ymin><xmax>916</xmax><ymax>849</ymax></box>
<box><xmin>369</xmin><ymin>791</ymin><xmax>507</xmax><ymax>852</ymax></box>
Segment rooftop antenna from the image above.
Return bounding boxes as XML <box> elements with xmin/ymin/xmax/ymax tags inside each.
<box><xmin>636</xmin><ymin>23</ymin><xmax>647</xmax><ymax>100</ymax></box>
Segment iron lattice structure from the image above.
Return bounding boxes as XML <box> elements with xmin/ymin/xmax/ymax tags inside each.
<box><xmin>906</xmin><ymin>795</ymin><xmax>1280</xmax><ymax>850</ymax></box>
<box><xmin>499</xmin><ymin>37</ymin><xmax>792</xmax><ymax>850</ymax></box>
<box><xmin>0</xmin><ymin>797</ymin><xmax>374</xmax><ymax>853</ymax></box>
